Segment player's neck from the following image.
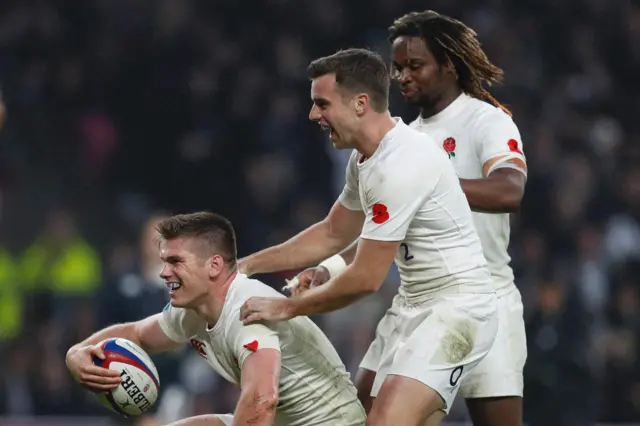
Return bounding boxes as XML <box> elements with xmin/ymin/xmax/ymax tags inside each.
<box><xmin>420</xmin><ymin>86</ymin><xmax>462</xmax><ymax>119</ymax></box>
<box><xmin>194</xmin><ymin>269</ymin><xmax>238</xmax><ymax>326</ymax></box>
<box><xmin>353</xmin><ymin>111</ymin><xmax>396</xmax><ymax>159</ymax></box>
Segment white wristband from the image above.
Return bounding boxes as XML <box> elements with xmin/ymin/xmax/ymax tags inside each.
<box><xmin>318</xmin><ymin>254</ymin><xmax>348</xmax><ymax>278</ymax></box>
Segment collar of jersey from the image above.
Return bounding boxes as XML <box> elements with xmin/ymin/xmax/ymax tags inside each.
<box><xmin>358</xmin><ymin>117</ymin><xmax>405</xmax><ymax>168</ymax></box>
<box><xmin>418</xmin><ymin>93</ymin><xmax>470</xmax><ymax>125</ymax></box>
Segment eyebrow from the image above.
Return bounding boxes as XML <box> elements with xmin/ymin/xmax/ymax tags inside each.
<box><xmin>161</xmin><ymin>255</ymin><xmax>182</xmax><ymax>263</ymax></box>
<box><xmin>312</xmin><ymin>97</ymin><xmax>329</xmax><ymax>106</ymax></box>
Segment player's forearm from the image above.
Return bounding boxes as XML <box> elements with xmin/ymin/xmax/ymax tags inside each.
<box><xmin>459</xmin><ymin>172</ymin><xmax>524</xmax><ymax>213</ymax></box>
<box><xmin>67</xmin><ymin>323</ymin><xmax>140</xmax><ymax>355</ymax></box>
<box><xmin>290</xmin><ymin>265</ymin><xmax>377</xmax><ymax>316</ymax></box>
<box><xmin>233</xmin><ymin>390</ymin><xmax>278</xmax><ymax>426</ymax></box>
<box><xmin>338</xmin><ymin>239</ymin><xmax>358</xmax><ymax>265</ymax></box>
<box><xmin>242</xmin><ymin>221</ymin><xmax>351</xmax><ymax>276</ymax></box>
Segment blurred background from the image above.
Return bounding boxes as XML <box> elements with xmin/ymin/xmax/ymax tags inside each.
<box><xmin>0</xmin><ymin>0</ymin><xmax>639</xmax><ymax>425</ymax></box>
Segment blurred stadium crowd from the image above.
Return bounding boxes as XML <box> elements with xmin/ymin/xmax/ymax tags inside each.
<box><xmin>0</xmin><ymin>0</ymin><xmax>639</xmax><ymax>425</ymax></box>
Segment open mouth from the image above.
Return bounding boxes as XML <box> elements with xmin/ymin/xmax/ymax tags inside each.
<box><xmin>320</xmin><ymin>123</ymin><xmax>336</xmax><ymax>140</ymax></box>
<box><xmin>166</xmin><ymin>281</ymin><xmax>182</xmax><ymax>295</ymax></box>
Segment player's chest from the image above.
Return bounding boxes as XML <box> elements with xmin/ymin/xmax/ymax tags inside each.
<box><xmin>188</xmin><ymin>331</ymin><xmax>241</xmax><ymax>385</ymax></box>
<box><xmin>421</xmin><ymin>124</ymin><xmax>483</xmax><ymax>179</ymax></box>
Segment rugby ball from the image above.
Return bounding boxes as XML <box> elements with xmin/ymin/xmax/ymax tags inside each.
<box><xmin>93</xmin><ymin>338</ymin><xmax>160</xmax><ymax>417</ymax></box>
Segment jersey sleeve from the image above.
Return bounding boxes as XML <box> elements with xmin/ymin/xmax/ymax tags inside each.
<box><xmin>225</xmin><ymin>315</ymin><xmax>281</xmax><ymax>369</ymax></box>
<box><xmin>337</xmin><ymin>150</ymin><xmax>362</xmax><ymax>211</ymax></box>
<box><xmin>476</xmin><ymin>110</ymin><xmax>527</xmax><ymax>177</ymax></box>
<box><xmin>360</xmin><ymin>154</ymin><xmax>437</xmax><ymax>242</ymax></box>
<box><xmin>157</xmin><ymin>303</ymin><xmax>190</xmax><ymax>343</ymax></box>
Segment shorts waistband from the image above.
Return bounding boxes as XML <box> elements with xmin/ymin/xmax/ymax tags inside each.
<box><xmin>396</xmin><ymin>283</ymin><xmax>495</xmax><ymax>308</ymax></box>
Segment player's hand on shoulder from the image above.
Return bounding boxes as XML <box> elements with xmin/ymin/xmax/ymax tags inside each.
<box><xmin>240</xmin><ymin>297</ymin><xmax>295</xmax><ymax>325</ymax></box>
<box><xmin>65</xmin><ymin>344</ymin><xmax>122</xmax><ymax>393</ymax></box>
<box><xmin>290</xmin><ymin>266</ymin><xmax>330</xmax><ymax>296</ymax></box>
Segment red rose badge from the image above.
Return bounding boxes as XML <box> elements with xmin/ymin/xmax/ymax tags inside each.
<box><xmin>443</xmin><ymin>137</ymin><xmax>456</xmax><ymax>158</ymax></box>
<box><xmin>372</xmin><ymin>203</ymin><xmax>389</xmax><ymax>224</ymax></box>
<box><xmin>507</xmin><ymin>139</ymin><xmax>522</xmax><ymax>154</ymax></box>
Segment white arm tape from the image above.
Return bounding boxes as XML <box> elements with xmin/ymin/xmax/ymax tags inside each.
<box><xmin>486</xmin><ymin>153</ymin><xmax>527</xmax><ymax>177</ymax></box>
<box><xmin>318</xmin><ymin>254</ymin><xmax>348</xmax><ymax>278</ymax></box>
<box><xmin>282</xmin><ymin>276</ymin><xmax>300</xmax><ymax>292</ymax></box>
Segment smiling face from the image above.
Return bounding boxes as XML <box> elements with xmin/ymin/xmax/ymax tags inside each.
<box><xmin>308</xmin><ymin>73</ymin><xmax>363</xmax><ymax>150</ymax></box>
<box><xmin>390</xmin><ymin>35</ymin><xmax>457</xmax><ymax>110</ymax></box>
<box><xmin>159</xmin><ymin>237</ymin><xmax>223</xmax><ymax>309</ymax></box>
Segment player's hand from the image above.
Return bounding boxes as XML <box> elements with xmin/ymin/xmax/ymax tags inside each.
<box><xmin>66</xmin><ymin>344</ymin><xmax>122</xmax><ymax>393</ymax></box>
<box><xmin>290</xmin><ymin>266</ymin><xmax>330</xmax><ymax>296</ymax></box>
<box><xmin>240</xmin><ymin>297</ymin><xmax>295</xmax><ymax>325</ymax></box>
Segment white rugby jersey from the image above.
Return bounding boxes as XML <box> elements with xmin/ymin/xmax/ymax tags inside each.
<box><xmin>410</xmin><ymin>93</ymin><xmax>527</xmax><ymax>295</ymax></box>
<box><xmin>338</xmin><ymin>118</ymin><xmax>493</xmax><ymax>303</ymax></box>
<box><xmin>158</xmin><ymin>274</ymin><xmax>365</xmax><ymax>426</ymax></box>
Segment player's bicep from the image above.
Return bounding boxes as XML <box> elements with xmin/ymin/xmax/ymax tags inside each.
<box><xmin>327</xmin><ymin>200</ymin><xmax>366</xmax><ymax>244</ymax></box>
<box><xmin>485</xmin><ymin>167</ymin><xmax>527</xmax><ymax>190</ymax></box>
<box><xmin>135</xmin><ymin>314</ymin><xmax>184</xmax><ymax>355</ymax></box>
<box><xmin>239</xmin><ymin>348</ymin><xmax>281</xmax><ymax>398</ymax></box>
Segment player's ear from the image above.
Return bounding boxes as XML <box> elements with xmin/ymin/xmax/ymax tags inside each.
<box><xmin>354</xmin><ymin>94</ymin><xmax>368</xmax><ymax>116</ymax></box>
<box><xmin>208</xmin><ymin>254</ymin><xmax>224</xmax><ymax>278</ymax></box>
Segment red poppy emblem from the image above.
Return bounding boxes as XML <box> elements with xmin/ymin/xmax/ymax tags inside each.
<box><xmin>243</xmin><ymin>340</ymin><xmax>259</xmax><ymax>352</ymax></box>
<box><xmin>372</xmin><ymin>203</ymin><xmax>389</xmax><ymax>224</ymax></box>
<box><xmin>443</xmin><ymin>137</ymin><xmax>456</xmax><ymax>158</ymax></box>
<box><xmin>507</xmin><ymin>139</ymin><xmax>522</xmax><ymax>154</ymax></box>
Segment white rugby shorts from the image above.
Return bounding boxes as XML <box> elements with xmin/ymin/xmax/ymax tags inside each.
<box><xmin>458</xmin><ymin>286</ymin><xmax>526</xmax><ymax>398</ymax></box>
<box><xmin>359</xmin><ymin>290</ymin><xmax>499</xmax><ymax>413</ymax></box>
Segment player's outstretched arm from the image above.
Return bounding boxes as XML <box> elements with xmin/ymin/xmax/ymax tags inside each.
<box><xmin>284</xmin><ymin>239</ymin><xmax>359</xmax><ymax>294</ymax></box>
<box><xmin>242</xmin><ymin>147</ymin><xmax>433</xmax><ymax>322</ymax></box>
<box><xmin>67</xmin><ymin>314</ymin><xmax>182</xmax><ymax>357</ymax></box>
<box><xmin>65</xmin><ymin>314</ymin><xmax>182</xmax><ymax>393</ymax></box>
<box><xmin>241</xmin><ymin>237</ymin><xmax>397</xmax><ymax>323</ymax></box>
<box><xmin>239</xmin><ymin>200</ymin><xmax>364</xmax><ymax>276</ymax></box>
<box><xmin>288</xmin><ymin>238</ymin><xmax>396</xmax><ymax>315</ymax></box>
<box><xmin>234</xmin><ymin>349</ymin><xmax>281</xmax><ymax>426</ymax></box>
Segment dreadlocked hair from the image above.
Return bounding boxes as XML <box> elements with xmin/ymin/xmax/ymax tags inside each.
<box><xmin>389</xmin><ymin>10</ymin><xmax>511</xmax><ymax>116</ymax></box>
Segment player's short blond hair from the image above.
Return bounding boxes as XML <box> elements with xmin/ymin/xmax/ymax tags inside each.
<box><xmin>156</xmin><ymin>211</ymin><xmax>237</xmax><ymax>267</ymax></box>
